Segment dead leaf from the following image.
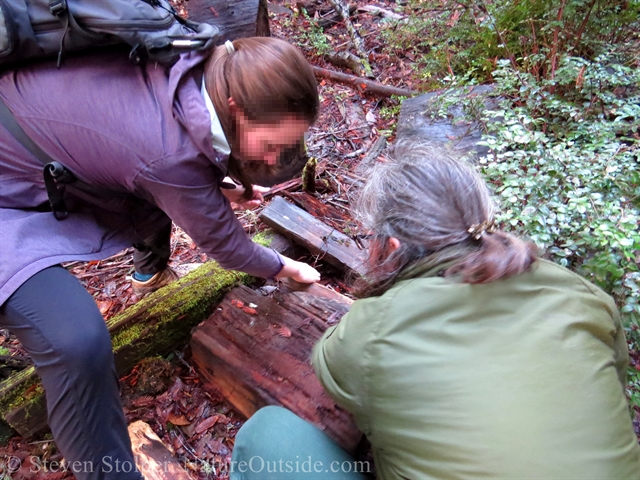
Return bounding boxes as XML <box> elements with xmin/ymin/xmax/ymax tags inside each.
<box><xmin>231</xmin><ymin>299</ymin><xmax>245</xmax><ymax>308</ymax></box>
<box><xmin>168</xmin><ymin>412</ymin><xmax>191</xmax><ymax>426</ymax></box>
<box><xmin>195</xmin><ymin>415</ymin><xmax>219</xmax><ymax>434</ymax></box>
<box><xmin>365</xmin><ymin>111</ymin><xmax>376</xmax><ymax>123</ymax></box>
<box><xmin>207</xmin><ymin>439</ymin><xmax>230</xmax><ymax>455</ymax></box>
<box><xmin>97</xmin><ymin>300</ymin><xmax>113</xmax><ymax>315</ymax></box>
<box><xmin>242</xmin><ymin>307</ymin><xmax>258</xmax><ymax>315</ymax></box>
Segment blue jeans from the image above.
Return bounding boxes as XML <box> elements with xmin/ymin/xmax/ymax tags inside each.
<box><xmin>231</xmin><ymin>406</ymin><xmax>371</xmax><ymax>480</ymax></box>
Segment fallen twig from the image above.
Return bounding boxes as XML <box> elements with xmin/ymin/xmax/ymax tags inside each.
<box><xmin>313</xmin><ymin>66</ymin><xmax>418</xmax><ymax>97</ymax></box>
<box><xmin>357</xmin><ymin>5</ymin><xmax>404</xmax><ymax>20</ymax></box>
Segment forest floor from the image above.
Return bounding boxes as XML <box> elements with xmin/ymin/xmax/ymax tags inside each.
<box><xmin>1</xmin><ymin>0</ymin><xmax>639</xmax><ymax>478</ymax></box>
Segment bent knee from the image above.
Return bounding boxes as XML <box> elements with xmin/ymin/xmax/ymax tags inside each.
<box><xmin>56</xmin><ymin>317</ymin><xmax>114</xmax><ymax>374</ymax></box>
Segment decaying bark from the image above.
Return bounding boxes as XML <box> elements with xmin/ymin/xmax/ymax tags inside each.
<box><xmin>260</xmin><ymin>196</ymin><xmax>367</xmax><ymax>275</ymax></box>
<box><xmin>129</xmin><ymin>421</ymin><xmax>192</xmax><ymax>479</ymax></box>
<box><xmin>190</xmin><ymin>279</ymin><xmax>362</xmax><ymax>452</ymax></box>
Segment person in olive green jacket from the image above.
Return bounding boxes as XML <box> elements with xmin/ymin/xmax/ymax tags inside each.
<box><xmin>230</xmin><ymin>140</ymin><xmax>640</xmax><ymax>480</ymax></box>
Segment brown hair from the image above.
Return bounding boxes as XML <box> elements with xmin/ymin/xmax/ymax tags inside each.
<box><xmin>204</xmin><ymin>37</ymin><xmax>319</xmax><ymax>197</ymax></box>
<box><xmin>355</xmin><ymin>139</ymin><xmax>538</xmax><ymax>297</ymax></box>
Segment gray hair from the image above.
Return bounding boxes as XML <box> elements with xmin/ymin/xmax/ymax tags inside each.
<box><xmin>355</xmin><ymin>139</ymin><xmax>536</xmax><ymax>297</ymax></box>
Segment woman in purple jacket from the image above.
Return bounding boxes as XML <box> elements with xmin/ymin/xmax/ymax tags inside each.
<box><xmin>0</xmin><ymin>37</ymin><xmax>319</xmax><ymax>479</ymax></box>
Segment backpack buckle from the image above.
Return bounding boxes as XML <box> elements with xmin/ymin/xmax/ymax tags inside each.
<box><xmin>49</xmin><ymin>0</ymin><xmax>68</xmax><ymax>17</ymax></box>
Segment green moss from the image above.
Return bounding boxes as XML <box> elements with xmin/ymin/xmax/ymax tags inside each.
<box><xmin>251</xmin><ymin>230</ymin><xmax>275</xmax><ymax>248</ymax></box>
<box><xmin>110</xmin><ymin>261</ymin><xmax>248</xmax><ymax>349</ymax></box>
<box><xmin>0</xmin><ymin>366</ymin><xmax>42</xmax><ymax>415</ymax></box>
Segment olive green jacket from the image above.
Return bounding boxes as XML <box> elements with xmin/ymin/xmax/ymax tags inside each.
<box><xmin>312</xmin><ymin>259</ymin><xmax>640</xmax><ymax>479</ymax></box>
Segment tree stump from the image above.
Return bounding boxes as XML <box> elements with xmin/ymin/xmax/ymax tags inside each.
<box><xmin>186</xmin><ymin>0</ymin><xmax>270</xmax><ymax>40</ymax></box>
<box><xmin>190</xmin><ymin>279</ymin><xmax>363</xmax><ymax>452</ymax></box>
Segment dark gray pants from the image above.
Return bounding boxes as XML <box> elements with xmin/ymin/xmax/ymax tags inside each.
<box><xmin>0</xmin><ymin>266</ymin><xmax>143</xmax><ymax>480</ymax></box>
<box><xmin>132</xmin><ymin>215</ymin><xmax>172</xmax><ymax>275</ymax></box>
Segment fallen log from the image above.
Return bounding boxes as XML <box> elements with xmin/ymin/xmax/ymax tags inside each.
<box><xmin>0</xmin><ymin>233</ymin><xmax>277</xmax><ymax>442</ymax></box>
<box><xmin>190</xmin><ymin>279</ymin><xmax>362</xmax><ymax>452</ymax></box>
<box><xmin>355</xmin><ymin>135</ymin><xmax>388</xmax><ymax>177</ymax></box>
<box><xmin>313</xmin><ymin>66</ymin><xmax>418</xmax><ymax>98</ymax></box>
<box><xmin>260</xmin><ymin>196</ymin><xmax>367</xmax><ymax>275</ymax></box>
<box><xmin>327</xmin><ymin>0</ymin><xmax>372</xmax><ymax>76</ymax></box>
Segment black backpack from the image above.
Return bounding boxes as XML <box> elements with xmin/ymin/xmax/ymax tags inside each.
<box><xmin>0</xmin><ymin>0</ymin><xmax>220</xmax><ymax>68</ymax></box>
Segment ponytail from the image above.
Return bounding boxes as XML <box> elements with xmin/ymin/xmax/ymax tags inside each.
<box><xmin>447</xmin><ymin>231</ymin><xmax>538</xmax><ymax>284</ymax></box>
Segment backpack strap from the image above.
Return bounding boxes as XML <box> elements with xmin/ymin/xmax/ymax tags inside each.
<box><xmin>0</xmin><ymin>97</ymin><xmax>72</xmax><ymax>219</ymax></box>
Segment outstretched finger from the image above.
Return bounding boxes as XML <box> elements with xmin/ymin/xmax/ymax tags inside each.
<box><xmin>252</xmin><ymin>185</ymin><xmax>271</xmax><ymax>194</ymax></box>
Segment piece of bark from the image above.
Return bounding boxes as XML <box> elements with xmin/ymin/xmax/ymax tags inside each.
<box><xmin>326</xmin><ymin>51</ymin><xmax>365</xmax><ymax>74</ymax></box>
<box><xmin>185</xmin><ymin>0</ymin><xmax>269</xmax><ymax>40</ymax></box>
<box><xmin>260</xmin><ymin>196</ymin><xmax>367</xmax><ymax>275</ymax></box>
<box><xmin>313</xmin><ymin>66</ymin><xmax>417</xmax><ymax>98</ymax></box>
<box><xmin>254</xmin><ymin>230</ymin><xmax>299</xmax><ymax>259</ymax></box>
<box><xmin>129</xmin><ymin>421</ymin><xmax>191</xmax><ymax>480</ymax></box>
<box><xmin>190</xmin><ymin>279</ymin><xmax>362</xmax><ymax>452</ymax></box>
<box><xmin>397</xmin><ymin>84</ymin><xmax>499</xmax><ymax>160</ymax></box>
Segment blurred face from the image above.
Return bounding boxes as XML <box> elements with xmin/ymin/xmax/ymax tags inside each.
<box><xmin>233</xmin><ymin>108</ymin><xmax>309</xmax><ymax>165</ymax></box>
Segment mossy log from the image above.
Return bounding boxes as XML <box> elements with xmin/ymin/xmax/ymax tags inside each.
<box><xmin>0</xmin><ymin>259</ymin><xmax>256</xmax><ymax>442</ymax></box>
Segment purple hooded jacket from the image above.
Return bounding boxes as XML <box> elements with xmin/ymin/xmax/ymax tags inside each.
<box><xmin>0</xmin><ymin>49</ymin><xmax>283</xmax><ymax>306</ymax></box>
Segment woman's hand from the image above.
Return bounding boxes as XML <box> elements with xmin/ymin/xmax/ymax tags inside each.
<box><xmin>220</xmin><ymin>177</ymin><xmax>270</xmax><ymax>210</ymax></box>
<box><xmin>276</xmin><ymin>255</ymin><xmax>321</xmax><ymax>283</ymax></box>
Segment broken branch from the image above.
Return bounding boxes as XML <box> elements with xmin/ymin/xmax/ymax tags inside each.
<box><xmin>326</xmin><ymin>0</ymin><xmax>373</xmax><ymax>76</ymax></box>
<box><xmin>313</xmin><ymin>66</ymin><xmax>418</xmax><ymax>97</ymax></box>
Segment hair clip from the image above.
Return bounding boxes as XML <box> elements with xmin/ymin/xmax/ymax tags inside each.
<box><xmin>468</xmin><ymin>219</ymin><xmax>497</xmax><ymax>240</ymax></box>
<box><xmin>224</xmin><ymin>40</ymin><xmax>235</xmax><ymax>55</ymax></box>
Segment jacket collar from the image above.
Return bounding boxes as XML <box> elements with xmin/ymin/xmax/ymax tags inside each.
<box><xmin>396</xmin><ymin>245</ymin><xmax>470</xmax><ymax>282</ymax></box>
<box><xmin>167</xmin><ymin>51</ymin><xmax>229</xmax><ymax>174</ymax></box>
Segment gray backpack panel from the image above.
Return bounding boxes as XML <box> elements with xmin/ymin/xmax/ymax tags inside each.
<box><xmin>0</xmin><ymin>0</ymin><xmax>219</xmax><ymax>67</ymax></box>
